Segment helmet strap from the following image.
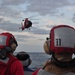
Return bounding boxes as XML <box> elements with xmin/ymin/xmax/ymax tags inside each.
<box><xmin>51</xmin><ymin>54</ymin><xmax>75</xmax><ymax>68</ymax></box>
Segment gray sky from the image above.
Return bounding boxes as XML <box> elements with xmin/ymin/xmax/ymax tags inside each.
<box><xmin>0</xmin><ymin>0</ymin><xmax>75</xmax><ymax>52</ymax></box>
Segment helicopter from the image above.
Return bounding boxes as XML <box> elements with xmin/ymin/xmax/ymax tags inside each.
<box><xmin>19</xmin><ymin>18</ymin><xmax>32</xmax><ymax>31</ymax></box>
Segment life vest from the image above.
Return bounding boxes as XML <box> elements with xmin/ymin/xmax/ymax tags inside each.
<box><xmin>32</xmin><ymin>69</ymin><xmax>75</xmax><ymax>75</ymax></box>
<box><xmin>0</xmin><ymin>54</ymin><xmax>24</xmax><ymax>75</ymax></box>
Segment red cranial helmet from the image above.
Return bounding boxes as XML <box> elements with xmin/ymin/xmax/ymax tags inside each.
<box><xmin>44</xmin><ymin>25</ymin><xmax>75</xmax><ymax>54</ymax></box>
<box><xmin>0</xmin><ymin>32</ymin><xmax>18</xmax><ymax>49</ymax></box>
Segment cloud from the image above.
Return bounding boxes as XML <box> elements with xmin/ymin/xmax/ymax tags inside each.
<box><xmin>0</xmin><ymin>0</ymin><xmax>75</xmax><ymax>52</ymax></box>
<box><xmin>46</xmin><ymin>24</ymin><xmax>56</xmax><ymax>28</ymax></box>
<box><xmin>0</xmin><ymin>18</ymin><xmax>19</xmax><ymax>31</ymax></box>
<box><xmin>1</xmin><ymin>0</ymin><xmax>27</xmax><ymax>6</ymax></box>
<box><xmin>0</xmin><ymin>6</ymin><xmax>22</xmax><ymax>19</ymax></box>
<box><xmin>15</xmin><ymin>34</ymin><xmax>35</xmax><ymax>42</ymax></box>
<box><xmin>26</xmin><ymin>0</ymin><xmax>74</xmax><ymax>15</ymax></box>
<box><xmin>0</xmin><ymin>16</ymin><xmax>49</xmax><ymax>35</ymax></box>
<box><xmin>72</xmin><ymin>13</ymin><xmax>75</xmax><ymax>23</ymax></box>
<box><xmin>0</xmin><ymin>0</ymin><xmax>74</xmax><ymax>34</ymax></box>
<box><xmin>28</xmin><ymin>27</ymin><xmax>49</xmax><ymax>35</ymax></box>
<box><xmin>1</xmin><ymin>0</ymin><xmax>74</xmax><ymax>16</ymax></box>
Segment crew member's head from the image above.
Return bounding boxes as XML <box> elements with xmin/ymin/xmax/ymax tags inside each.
<box><xmin>44</xmin><ymin>25</ymin><xmax>75</xmax><ymax>55</ymax></box>
<box><xmin>16</xmin><ymin>51</ymin><xmax>32</xmax><ymax>67</ymax></box>
<box><xmin>0</xmin><ymin>32</ymin><xmax>18</xmax><ymax>59</ymax></box>
<box><xmin>44</xmin><ymin>25</ymin><xmax>75</xmax><ymax>63</ymax></box>
<box><xmin>0</xmin><ymin>32</ymin><xmax>18</xmax><ymax>52</ymax></box>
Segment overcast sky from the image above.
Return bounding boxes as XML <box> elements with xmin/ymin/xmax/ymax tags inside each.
<box><xmin>0</xmin><ymin>0</ymin><xmax>75</xmax><ymax>52</ymax></box>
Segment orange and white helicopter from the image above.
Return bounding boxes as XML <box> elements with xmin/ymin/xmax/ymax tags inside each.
<box><xmin>19</xmin><ymin>18</ymin><xmax>32</xmax><ymax>31</ymax></box>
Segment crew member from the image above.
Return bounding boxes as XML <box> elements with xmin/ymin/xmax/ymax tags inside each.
<box><xmin>32</xmin><ymin>25</ymin><xmax>75</xmax><ymax>75</ymax></box>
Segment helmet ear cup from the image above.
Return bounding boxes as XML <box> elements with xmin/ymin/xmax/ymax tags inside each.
<box><xmin>10</xmin><ymin>38</ymin><xmax>18</xmax><ymax>46</ymax></box>
<box><xmin>10</xmin><ymin>43</ymin><xmax>17</xmax><ymax>51</ymax></box>
<box><xmin>4</xmin><ymin>47</ymin><xmax>13</xmax><ymax>53</ymax></box>
<box><xmin>44</xmin><ymin>37</ymin><xmax>53</xmax><ymax>55</ymax></box>
<box><xmin>0</xmin><ymin>47</ymin><xmax>12</xmax><ymax>59</ymax></box>
<box><xmin>0</xmin><ymin>49</ymin><xmax>7</xmax><ymax>59</ymax></box>
<box><xmin>43</xmin><ymin>41</ymin><xmax>50</xmax><ymax>55</ymax></box>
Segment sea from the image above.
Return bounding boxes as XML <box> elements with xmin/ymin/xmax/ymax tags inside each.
<box><xmin>14</xmin><ymin>52</ymin><xmax>51</xmax><ymax>71</ymax></box>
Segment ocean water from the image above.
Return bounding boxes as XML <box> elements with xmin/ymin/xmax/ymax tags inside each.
<box><xmin>14</xmin><ymin>52</ymin><xmax>51</xmax><ymax>71</ymax></box>
<box><xmin>28</xmin><ymin>53</ymin><xmax>75</xmax><ymax>71</ymax></box>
